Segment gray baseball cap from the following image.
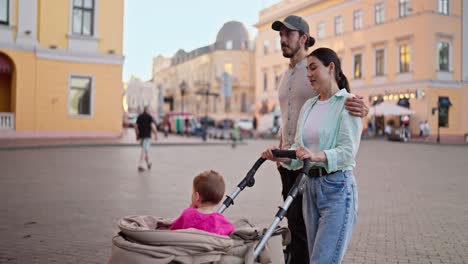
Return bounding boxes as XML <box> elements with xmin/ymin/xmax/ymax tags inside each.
<box><xmin>272</xmin><ymin>15</ymin><xmax>315</xmax><ymax>47</ymax></box>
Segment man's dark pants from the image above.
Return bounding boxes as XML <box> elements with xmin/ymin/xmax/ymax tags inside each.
<box><xmin>278</xmin><ymin>166</ymin><xmax>309</xmax><ymax>264</ymax></box>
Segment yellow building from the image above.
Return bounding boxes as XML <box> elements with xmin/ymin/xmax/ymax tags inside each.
<box><xmin>0</xmin><ymin>0</ymin><xmax>124</xmax><ymax>137</ymax></box>
<box><xmin>153</xmin><ymin>21</ymin><xmax>256</xmax><ymax>121</ymax></box>
<box><xmin>256</xmin><ymin>0</ymin><xmax>468</xmax><ymax>140</ymax></box>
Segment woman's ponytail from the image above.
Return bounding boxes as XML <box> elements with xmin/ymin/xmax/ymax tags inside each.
<box><xmin>337</xmin><ymin>70</ymin><xmax>350</xmax><ymax>93</ymax></box>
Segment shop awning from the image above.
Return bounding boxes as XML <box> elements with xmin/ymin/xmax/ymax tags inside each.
<box><xmin>368</xmin><ymin>101</ymin><xmax>416</xmax><ymax>116</ymax></box>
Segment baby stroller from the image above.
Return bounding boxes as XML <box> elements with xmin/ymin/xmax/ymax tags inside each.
<box><xmin>108</xmin><ymin>150</ymin><xmax>312</xmax><ymax>264</ymax></box>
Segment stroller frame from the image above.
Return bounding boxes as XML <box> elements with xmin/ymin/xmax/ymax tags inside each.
<box><xmin>217</xmin><ymin>150</ymin><xmax>312</xmax><ymax>259</ymax></box>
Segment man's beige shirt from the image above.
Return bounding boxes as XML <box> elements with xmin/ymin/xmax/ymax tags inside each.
<box><xmin>278</xmin><ymin>57</ymin><xmax>318</xmax><ymax>149</ymax></box>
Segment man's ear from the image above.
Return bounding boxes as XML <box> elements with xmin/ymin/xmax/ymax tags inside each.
<box><xmin>301</xmin><ymin>34</ymin><xmax>308</xmax><ymax>47</ymax></box>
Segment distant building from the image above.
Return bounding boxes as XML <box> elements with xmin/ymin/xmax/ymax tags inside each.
<box><xmin>124</xmin><ymin>80</ymin><xmax>158</xmax><ymax>118</ymax></box>
<box><xmin>256</xmin><ymin>0</ymin><xmax>468</xmax><ymax>139</ymax></box>
<box><xmin>0</xmin><ymin>0</ymin><xmax>124</xmax><ymax>138</ymax></box>
<box><xmin>153</xmin><ymin>21</ymin><xmax>256</xmax><ymax>121</ymax></box>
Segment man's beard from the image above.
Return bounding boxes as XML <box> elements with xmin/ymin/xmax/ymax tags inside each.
<box><xmin>282</xmin><ymin>42</ymin><xmax>301</xmax><ymax>58</ymax></box>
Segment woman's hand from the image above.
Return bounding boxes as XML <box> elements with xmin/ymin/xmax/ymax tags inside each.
<box><xmin>295</xmin><ymin>146</ymin><xmax>327</xmax><ymax>163</ymax></box>
<box><xmin>295</xmin><ymin>146</ymin><xmax>313</xmax><ymax>160</ymax></box>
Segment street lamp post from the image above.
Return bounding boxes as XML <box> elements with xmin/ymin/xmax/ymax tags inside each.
<box><xmin>431</xmin><ymin>106</ymin><xmax>440</xmax><ymax>143</ymax></box>
<box><xmin>196</xmin><ymin>83</ymin><xmax>219</xmax><ymax>141</ymax></box>
<box><xmin>179</xmin><ymin>81</ymin><xmax>187</xmax><ymax>113</ymax></box>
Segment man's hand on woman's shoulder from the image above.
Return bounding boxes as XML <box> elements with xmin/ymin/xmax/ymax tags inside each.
<box><xmin>345</xmin><ymin>95</ymin><xmax>369</xmax><ymax>117</ymax></box>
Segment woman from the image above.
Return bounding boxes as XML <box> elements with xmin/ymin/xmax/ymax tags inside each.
<box><xmin>262</xmin><ymin>47</ymin><xmax>362</xmax><ymax>263</ymax></box>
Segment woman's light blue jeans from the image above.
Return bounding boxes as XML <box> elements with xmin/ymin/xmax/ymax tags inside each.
<box><xmin>302</xmin><ymin>170</ymin><xmax>358</xmax><ymax>264</ymax></box>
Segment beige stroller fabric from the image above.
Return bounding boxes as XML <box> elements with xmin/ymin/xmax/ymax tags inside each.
<box><xmin>108</xmin><ymin>215</ymin><xmax>290</xmax><ymax>264</ymax></box>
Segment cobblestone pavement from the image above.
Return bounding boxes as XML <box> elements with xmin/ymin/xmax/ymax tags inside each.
<box><xmin>0</xmin><ymin>140</ymin><xmax>467</xmax><ymax>263</ymax></box>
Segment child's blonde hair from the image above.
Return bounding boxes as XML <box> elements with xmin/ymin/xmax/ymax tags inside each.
<box><xmin>193</xmin><ymin>170</ymin><xmax>225</xmax><ymax>204</ymax></box>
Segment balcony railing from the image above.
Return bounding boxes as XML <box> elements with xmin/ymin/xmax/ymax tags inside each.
<box><xmin>0</xmin><ymin>112</ymin><xmax>15</xmax><ymax>130</ymax></box>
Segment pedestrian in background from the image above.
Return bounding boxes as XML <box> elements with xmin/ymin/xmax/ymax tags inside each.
<box><xmin>269</xmin><ymin>15</ymin><xmax>368</xmax><ymax>263</ymax></box>
<box><xmin>419</xmin><ymin>121</ymin><xmax>424</xmax><ymax>140</ymax></box>
<box><xmin>135</xmin><ymin>106</ymin><xmax>158</xmax><ymax>172</ymax></box>
<box><xmin>424</xmin><ymin>120</ymin><xmax>430</xmax><ymax>140</ymax></box>
<box><xmin>252</xmin><ymin>115</ymin><xmax>258</xmax><ymax>139</ymax></box>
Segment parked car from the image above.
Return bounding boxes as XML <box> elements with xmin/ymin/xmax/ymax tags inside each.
<box><xmin>216</xmin><ymin>118</ymin><xmax>235</xmax><ymax>129</ymax></box>
<box><xmin>236</xmin><ymin>117</ymin><xmax>254</xmax><ymax>138</ymax></box>
<box><xmin>159</xmin><ymin>112</ymin><xmax>202</xmax><ymax>136</ymax></box>
<box><xmin>199</xmin><ymin>116</ymin><xmax>216</xmax><ymax>128</ymax></box>
<box><xmin>236</xmin><ymin>118</ymin><xmax>253</xmax><ymax>131</ymax></box>
<box><xmin>257</xmin><ymin>112</ymin><xmax>281</xmax><ymax>138</ymax></box>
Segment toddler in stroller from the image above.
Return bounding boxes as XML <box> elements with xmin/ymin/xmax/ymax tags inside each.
<box><xmin>170</xmin><ymin>170</ymin><xmax>235</xmax><ymax>236</ymax></box>
<box><xmin>108</xmin><ymin>150</ymin><xmax>307</xmax><ymax>264</ymax></box>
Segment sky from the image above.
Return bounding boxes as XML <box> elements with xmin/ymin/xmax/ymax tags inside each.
<box><xmin>123</xmin><ymin>0</ymin><xmax>281</xmax><ymax>82</ymax></box>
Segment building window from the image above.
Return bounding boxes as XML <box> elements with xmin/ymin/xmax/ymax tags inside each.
<box><xmin>224</xmin><ymin>97</ymin><xmax>231</xmax><ymax>113</ymax></box>
<box><xmin>243</xmin><ymin>40</ymin><xmax>249</xmax><ymax>50</ymax></box>
<box><xmin>375</xmin><ymin>49</ymin><xmax>385</xmax><ymax>76</ymax></box>
<box><xmin>240</xmin><ymin>93</ymin><xmax>247</xmax><ymax>112</ymax></box>
<box><xmin>226</xmin><ymin>40</ymin><xmax>233</xmax><ymax>50</ymax></box>
<box><xmin>0</xmin><ymin>0</ymin><xmax>9</xmax><ymax>25</ymax></box>
<box><xmin>69</xmin><ymin>76</ymin><xmax>92</xmax><ymax>116</ymax></box>
<box><xmin>375</xmin><ymin>2</ymin><xmax>385</xmax><ymax>24</ymax></box>
<box><xmin>399</xmin><ymin>0</ymin><xmax>411</xmax><ymax>18</ymax></box>
<box><xmin>275</xmin><ymin>36</ymin><xmax>281</xmax><ymax>51</ymax></box>
<box><xmin>399</xmin><ymin>44</ymin><xmax>411</xmax><ymax>73</ymax></box>
<box><xmin>275</xmin><ymin>72</ymin><xmax>281</xmax><ymax>90</ymax></box>
<box><xmin>438</xmin><ymin>97</ymin><xmax>451</xmax><ymax>127</ymax></box>
<box><xmin>72</xmin><ymin>0</ymin><xmax>95</xmax><ymax>36</ymax></box>
<box><xmin>263</xmin><ymin>40</ymin><xmax>269</xmax><ymax>55</ymax></box>
<box><xmin>353</xmin><ymin>10</ymin><xmax>363</xmax><ymax>30</ymax></box>
<box><xmin>353</xmin><ymin>54</ymin><xmax>362</xmax><ymax>79</ymax></box>
<box><xmin>438</xmin><ymin>41</ymin><xmax>450</xmax><ymax>72</ymax></box>
<box><xmin>334</xmin><ymin>16</ymin><xmax>343</xmax><ymax>35</ymax></box>
<box><xmin>240</xmin><ymin>63</ymin><xmax>248</xmax><ymax>81</ymax></box>
<box><xmin>263</xmin><ymin>72</ymin><xmax>268</xmax><ymax>92</ymax></box>
<box><xmin>317</xmin><ymin>22</ymin><xmax>326</xmax><ymax>39</ymax></box>
<box><xmin>438</xmin><ymin>0</ymin><xmax>449</xmax><ymax>15</ymax></box>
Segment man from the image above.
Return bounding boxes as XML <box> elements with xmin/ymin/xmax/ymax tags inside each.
<box><xmin>271</xmin><ymin>15</ymin><xmax>368</xmax><ymax>263</ymax></box>
<box><xmin>135</xmin><ymin>106</ymin><xmax>158</xmax><ymax>172</ymax></box>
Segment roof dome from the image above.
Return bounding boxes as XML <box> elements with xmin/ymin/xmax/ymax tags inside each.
<box><xmin>215</xmin><ymin>21</ymin><xmax>250</xmax><ymax>50</ymax></box>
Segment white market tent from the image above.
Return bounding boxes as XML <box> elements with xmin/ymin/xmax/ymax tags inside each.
<box><xmin>368</xmin><ymin>101</ymin><xmax>416</xmax><ymax>116</ymax></box>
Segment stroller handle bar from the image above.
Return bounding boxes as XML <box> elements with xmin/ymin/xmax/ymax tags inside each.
<box><xmin>217</xmin><ymin>157</ymin><xmax>267</xmax><ymax>213</ymax></box>
<box><xmin>217</xmin><ymin>150</ymin><xmax>297</xmax><ymax>214</ymax></box>
<box><xmin>271</xmin><ymin>149</ymin><xmax>297</xmax><ymax>159</ymax></box>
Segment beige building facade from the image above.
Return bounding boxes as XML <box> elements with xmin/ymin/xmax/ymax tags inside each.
<box><xmin>152</xmin><ymin>21</ymin><xmax>256</xmax><ymax>121</ymax></box>
<box><xmin>124</xmin><ymin>80</ymin><xmax>158</xmax><ymax>115</ymax></box>
<box><xmin>256</xmin><ymin>0</ymin><xmax>468</xmax><ymax>139</ymax></box>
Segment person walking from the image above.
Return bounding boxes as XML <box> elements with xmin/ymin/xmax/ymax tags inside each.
<box><xmin>270</xmin><ymin>15</ymin><xmax>368</xmax><ymax>263</ymax></box>
<box><xmin>252</xmin><ymin>115</ymin><xmax>258</xmax><ymax>139</ymax></box>
<box><xmin>424</xmin><ymin>120</ymin><xmax>430</xmax><ymax>140</ymax></box>
<box><xmin>419</xmin><ymin>121</ymin><xmax>424</xmax><ymax>140</ymax></box>
<box><xmin>135</xmin><ymin>106</ymin><xmax>158</xmax><ymax>172</ymax></box>
<box><xmin>262</xmin><ymin>48</ymin><xmax>362</xmax><ymax>263</ymax></box>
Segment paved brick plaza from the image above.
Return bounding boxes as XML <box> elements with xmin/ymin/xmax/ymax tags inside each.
<box><xmin>0</xmin><ymin>140</ymin><xmax>467</xmax><ymax>263</ymax></box>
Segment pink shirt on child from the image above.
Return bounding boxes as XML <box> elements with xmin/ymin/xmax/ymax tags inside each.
<box><xmin>170</xmin><ymin>207</ymin><xmax>235</xmax><ymax>236</ymax></box>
